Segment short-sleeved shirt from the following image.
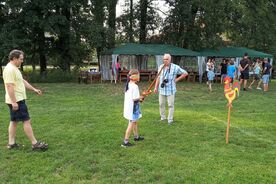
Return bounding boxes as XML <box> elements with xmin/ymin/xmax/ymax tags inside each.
<box><xmin>3</xmin><ymin>63</ymin><xmax>26</xmax><ymax>104</ymax></box>
<box><xmin>123</xmin><ymin>82</ymin><xmax>142</xmax><ymax>121</ymax></box>
<box><xmin>263</xmin><ymin>63</ymin><xmax>272</xmax><ymax>75</ymax></box>
<box><xmin>220</xmin><ymin>63</ymin><xmax>228</xmax><ymax>74</ymax></box>
<box><xmin>158</xmin><ymin>63</ymin><xmax>187</xmax><ymax>96</ymax></box>
<box><xmin>239</xmin><ymin>59</ymin><xmax>249</xmax><ymax>73</ymax></box>
<box><xmin>254</xmin><ymin>65</ymin><xmax>261</xmax><ymax>75</ymax></box>
<box><xmin>206</xmin><ymin>62</ymin><xmax>214</xmax><ymax>72</ymax></box>
<box><xmin>227</xmin><ymin>65</ymin><xmax>236</xmax><ymax>78</ymax></box>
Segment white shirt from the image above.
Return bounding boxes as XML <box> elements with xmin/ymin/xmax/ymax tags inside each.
<box><xmin>123</xmin><ymin>82</ymin><xmax>141</xmax><ymax>120</ymax></box>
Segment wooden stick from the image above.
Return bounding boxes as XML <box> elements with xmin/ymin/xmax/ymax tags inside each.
<box><xmin>226</xmin><ymin>105</ymin><xmax>231</xmax><ymax>144</ymax></box>
<box><xmin>143</xmin><ymin>64</ymin><xmax>166</xmax><ymax>96</ymax></box>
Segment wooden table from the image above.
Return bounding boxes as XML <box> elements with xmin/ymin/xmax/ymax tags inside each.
<box><xmin>119</xmin><ymin>70</ymin><xmax>157</xmax><ymax>82</ymax></box>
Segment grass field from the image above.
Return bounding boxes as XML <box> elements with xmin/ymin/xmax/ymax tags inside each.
<box><xmin>0</xmin><ymin>80</ymin><xmax>275</xmax><ymax>183</ymax></box>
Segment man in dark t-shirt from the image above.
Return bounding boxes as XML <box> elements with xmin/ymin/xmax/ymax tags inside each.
<box><xmin>239</xmin><ymin>53</ymin><xmax>250</xmax><ymax>91</ymax></box>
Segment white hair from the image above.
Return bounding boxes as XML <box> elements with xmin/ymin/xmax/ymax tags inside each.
<box><xmin>163</xmin><ymin>53</ymin><xmax>171</xmax><ymax>61</ymax></box>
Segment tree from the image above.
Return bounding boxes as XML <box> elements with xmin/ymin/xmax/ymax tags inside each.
<box><xmin>227</xmin><ymin>0</ymin><xmax>276</xmax><ymax>57</ymax></box>
<box><xmin>107</xmin><ymin>0</ymin><xmax>118</xmax><ymax>48</ymax></box>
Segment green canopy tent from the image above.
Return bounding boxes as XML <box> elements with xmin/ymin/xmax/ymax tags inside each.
<box><xmin>199</xmin><ymin>47</ymin><xmax>273</xmax><ymax>58</ymax></box>
<box><xmin>100</xmin><ymin>43</ymin><xmax>200</xmax><ymax>81</ymax></box>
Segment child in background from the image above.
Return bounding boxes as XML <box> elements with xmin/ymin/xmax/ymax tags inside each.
<box><xmin>122</xmin><ymin>69</ymin><xmax>145</xmax><ymax>147</ymax></box>
<box><xmin>227</xmin><ymin>60</ymin><xmax>236</xmax><ymax>83</ymax></box>
<box><xmin>206</xmin><ymin>58</ymin><xmax>215</xmax><ymax>92</ymax></box>
<box><xmin>262</xmin><ymin>58</ymin><xmax>272</xmax><ymax>91</ymax></box>
<box><xmin>219</xmin><ymin>58</ymin><xmax>228</xmax><ymax>84</ymax></box>
<box><xmin>248</xmin><ymin>59</ymin><xmax>261</xmax><ymax>89</ymax></box>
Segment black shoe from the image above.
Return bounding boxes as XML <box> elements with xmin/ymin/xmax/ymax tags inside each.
<box><xmin>243</xmin><ymin>88</ymin><xmax>247</xmax><ymax>91</ymax></box>
<box><xmin>32</xmin><ymin>141</ymin><xmax>48</xmax><ymax>151</ymax></box>
<box><xmin>121</xmin><ymin>142</ymin><xmax>134</xmax><ymax>147</ymax></box>
<box><xmin>134</xmin><ymin>136</ymin><xmax>144</xmax><ymax>141</ymax></box>
<box><xmin>7</xmin><ymin>143</ymin><xmax>23</xmax><ymax>150</ymax></box>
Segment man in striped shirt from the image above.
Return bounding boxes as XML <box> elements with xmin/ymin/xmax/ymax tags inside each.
<box><xmin>154</xmin><ymin>54</ymin><xmax>188</xmax><ymax>125</ymax></box>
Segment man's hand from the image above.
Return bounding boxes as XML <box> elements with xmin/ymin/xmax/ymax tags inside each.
<box><xmin>154</xmin><ymin>87</ymin><xmax>158</xmax><ymax>94</ymax></box>
<box><xmin>11</xmin><ymin>102</ymin><xmax>19</xmax><ymax>111</ymax></box>
<box><xmin>34</xmin><ymin>88</ymin><xmax>42</xmax><ymax>95</ymax></box>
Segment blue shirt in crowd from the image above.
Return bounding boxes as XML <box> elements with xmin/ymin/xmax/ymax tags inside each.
<box><xmin>227</xmin><ymin>65</ymin><xmax>236</xmax><ymax>78</ymax></box>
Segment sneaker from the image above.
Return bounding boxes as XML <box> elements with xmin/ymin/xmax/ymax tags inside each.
<box><xmin>7</xmin><ymin>143</ymin><xmax>23</xmax><ymax>150</ymax></box>
<box><xmin>121</xmin><ymin>142</ymin><xmax>134</xmax><ymax>147</ymax></box>
<box><xmin>160</xmin><ymin>117</ymin><xmax>166</xmax><ymax>121</ymax></box>
<box><xmin>257</xmin><ymin>87</ymin><xmax>262</xmax><ymax>90</ymax></box>
<box><xmin>168</xmin><ymin>121</ymin><xmax>173</xmax><ymax>125</ymax></box>
<box><xmin>243</xmin><ymin>88</ymin><xmax>247</xmax><ymax>91</ymax></box>
<box><xmin>248</xmin><ymin>86</ymin><xmax>252</xmax><ymax>89</ymax></box>
<box><xmin>134</xmin><ymin>136</ymin><xmax>144</xmax><ymax>141</ymax></box>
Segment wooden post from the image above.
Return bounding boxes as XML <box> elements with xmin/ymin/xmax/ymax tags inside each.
<box><xmin>226</xmin><ymin>105</ymin><xmax>231</xmax><ymax>144</ymax></box>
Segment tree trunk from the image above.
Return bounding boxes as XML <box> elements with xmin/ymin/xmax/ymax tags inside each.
<box><xmin>93</xmin><ymin>0</ymin><xmax>105</xmax><ymax>70</ymax></box>
<box><xmin>107</xmin><ymin>0</ymin><xmax>118</xmax><ymax>49</ymax></box>
<box><xmin>38</xmin><ymin>28</ymin><xmax>47</xmax><ymax>74</ymax></box>
<box><xmin>139</xmin><ymin>0</ymin><xmax>148</xmax><ymax>43</ymax></box>
<box><xmin>128</xmin><ymin>0</ymin><xmax>134</xmax><ymax>42</ymax></box>
<box><xmin>58</xmin><ymin>6</ymin><xmax>71</xmax><ymax>72</ymax></box>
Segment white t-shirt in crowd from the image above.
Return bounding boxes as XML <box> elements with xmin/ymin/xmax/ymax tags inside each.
<box><xmin>123</xmin><ymin>82</ymin><xmax>142</xmax><ymax>121</ymax></box>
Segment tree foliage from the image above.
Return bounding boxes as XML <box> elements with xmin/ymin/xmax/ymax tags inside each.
<box><xmin>0</xmin><ymin>0</ymin><xmax>275</xmax><ymax>74</ymax></box>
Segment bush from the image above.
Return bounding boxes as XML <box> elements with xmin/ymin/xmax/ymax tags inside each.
<box><xmin>25</xmin><ymin>69</ymin><xmax>78</xmax><ymax>83</ymax></box>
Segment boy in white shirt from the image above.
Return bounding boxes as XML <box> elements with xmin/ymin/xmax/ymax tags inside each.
<box><xmin>122</xmin><ymin>69</ymin><xmax>145</xmax><ymax>147</ymax></box>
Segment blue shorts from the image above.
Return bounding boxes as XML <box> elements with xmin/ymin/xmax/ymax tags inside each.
<box><xmin>207</xmin><ymin>71</ymin><xmax>215</xmax><ymax>81</ymax></box>
<box><xmin>7</xmin><ymin>100</ymin><xmax>30</xmax><ymax>122</ymax></box>
<box><xmin>262</xmin><ymin>75</ymin><xmax>270</xmax><ymax>84</ymax></box>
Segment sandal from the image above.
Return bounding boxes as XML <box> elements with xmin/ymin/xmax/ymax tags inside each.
<box><xmin>32</xmin><ymin>141</ymin><xmax>48</xmax><ymax>151</ymax></box>
<box><xmin>7</xmin><ymin>143</ymin><xmax>22</xmax><ymax>150</ymax></box>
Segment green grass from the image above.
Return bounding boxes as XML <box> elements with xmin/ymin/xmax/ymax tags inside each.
<box><xmin>0</xmin><ymin>80</ymin><xmax>275</xmax><ymax>183</ymax></box>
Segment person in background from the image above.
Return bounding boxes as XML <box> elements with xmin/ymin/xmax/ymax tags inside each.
<box><xmin>239</xmin><ymin>53</ymin><xmax>250</xmax><ymax>91</ymax></box>
<box><xmin>3</xmin><ymin>49</ymin><xmax>48</xmax><ymax>151</ymax></box>
<box><xmin>248</xmin><ymin>58</ymin><xmax>261</xmax><ymax>89</ymax></box>
<box><xmin>206</xmin><ymin>58</ymin><xmax>215</xmax><ymax>92</ymax></box>
<box><xmin>261</xmin><ymin>58</ymin><xmax>272</xmax><ymax>92</ymax></box>
<box><xmin>219</xmin><ymin>58</ymin><xmax>228</xmax><ymax>84</ymax></box>
<box><xmin>227</xmin><ymin>60</ymin><xmax>236</xmax><ymax>84</ymax></box>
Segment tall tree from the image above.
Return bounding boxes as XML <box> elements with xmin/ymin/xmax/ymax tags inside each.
<box><xmin>139</xmin><ymin>0</ymin><xmax>147</xmax><ymax>43</ymax></box>
<box><xmin>227</xmin><ymin>0</ymin><xmax>276</xmax><ymax>57</ymax></box>
<box><xmin>107</xmin><ymin>0</ymin><xmax>118</xmax><ymax>48</ymax></box>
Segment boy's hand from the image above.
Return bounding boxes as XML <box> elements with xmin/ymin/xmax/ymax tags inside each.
<box><xmin>139</xmin><ymin>95</ymin><xmax>145</xmax><ymax>102</ymax></box>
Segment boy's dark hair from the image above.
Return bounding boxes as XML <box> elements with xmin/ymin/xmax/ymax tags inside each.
<box><xmin>244</xmin><ymin>53</ymin><xmax>248</xmax><ymax>57</ymax></box>
<box><xmin>9</xmin><ymin>50</ymin><xmax>24</xmax><ymax>61</ymax></box>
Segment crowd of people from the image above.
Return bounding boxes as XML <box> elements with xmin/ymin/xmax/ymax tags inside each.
<box><xmin>205</xmin><ymin>53</ymin><xmax>272</xmax><ymax>92</ymax></box>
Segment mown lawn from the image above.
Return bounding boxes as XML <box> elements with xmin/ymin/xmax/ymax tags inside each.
<box><xmin>0</xmin><ymin>80</ymin><xmax>275</xmax><ymax>183</ymax></box>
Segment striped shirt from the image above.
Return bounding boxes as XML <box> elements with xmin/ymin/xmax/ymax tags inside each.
<box><xmin>158</xmin><ymin>63</ymin><xmax>187</xmax><ymax>96</ymax></box>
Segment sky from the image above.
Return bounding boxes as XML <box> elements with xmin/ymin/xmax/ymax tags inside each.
<box><xmin>116</xmin><ymin>0</ymin><xmax>169</xmax><ymax>18</ymax></box>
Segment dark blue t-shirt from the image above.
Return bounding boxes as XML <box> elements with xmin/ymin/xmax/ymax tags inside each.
<box><xmin>263</xmin><ymin>63</ymin><xmax>271</xmax><ymax>75</ymax></box>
